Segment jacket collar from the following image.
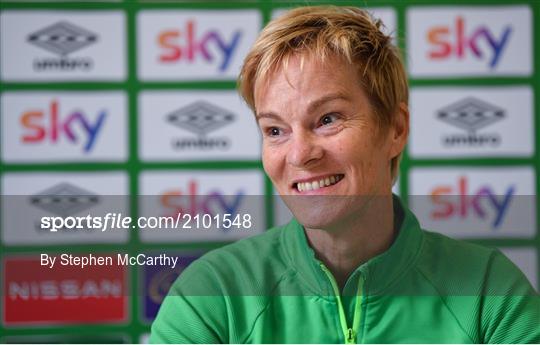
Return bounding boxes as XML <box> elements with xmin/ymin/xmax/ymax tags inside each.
<box><xmin>281</xmin><ymin>194</ymin><xmax>424</xmax><ymax>296</ymax></box>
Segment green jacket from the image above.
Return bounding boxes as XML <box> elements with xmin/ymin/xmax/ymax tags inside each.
<box><xmin>151</xmin><ymin>199</ymin><xmax>539</xmax><ymax>343</ymax></box>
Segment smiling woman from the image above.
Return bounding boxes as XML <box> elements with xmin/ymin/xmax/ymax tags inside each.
<box><xmin>254</xmin><ymin>54</ymin><xmax>406</xmax><ymax>247</ymax></box>
<box><xmin>150</xmin><ymin>6</ymin><xmax>539</xmax><ymax>344</ymax></box>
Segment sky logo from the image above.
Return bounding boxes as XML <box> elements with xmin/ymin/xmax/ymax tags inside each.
<box><xmin>430</xmin><ymin>176</ymin><xmax>515</xmax><ymax>229</ymax></box>
<box><xmin>158</xmin><ymin>20</ymin><xmax>242</xmax><ymax>72</ymax></box>
<box><xmin>161</xmin><ymin>180</ymin><xmax>245</xmax><ymax>219</ymax></box>
<box><xmin>427</xmin><ymin>16</ymin><xmax>512</xmax><ymax>68</ymax></box>
<box><xmin>19</xmin><ymin>100</ymin><xmax>106</xmax><ymax>153</ymax></box>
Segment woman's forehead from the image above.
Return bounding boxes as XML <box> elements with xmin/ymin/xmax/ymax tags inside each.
<box><xmin>254</xmin><ymin>53</ymin><xmax>363</xmax><ymax>110</ymax></box>
<box><xmin>256</xmin><ymin>54</ymin><xmax>356</xmax><ymax>95</ymax></box>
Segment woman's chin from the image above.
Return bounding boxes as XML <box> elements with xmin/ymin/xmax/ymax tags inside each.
<box><xmin>282</xmin><ymin>195</ymin><xmax>356</xmax><ymax>230</ymax></box>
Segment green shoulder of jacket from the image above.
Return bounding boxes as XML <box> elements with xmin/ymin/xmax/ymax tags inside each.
<box><xmin>151</xmin><ymin>204</ymin><xmax>539</xmax><ymax>344</ymax></box>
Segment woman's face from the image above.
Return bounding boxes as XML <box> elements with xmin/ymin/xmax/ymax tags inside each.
<box><xmin>254</xmin><ymin>54</ymin><xmax>404</xmax><ymax>229</ymax></box>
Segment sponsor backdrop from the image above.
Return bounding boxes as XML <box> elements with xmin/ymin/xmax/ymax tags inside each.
<box><xmin>0</xmin><ymin>0</ymin><xmax>538</xmax><ymax>343</ymax></box>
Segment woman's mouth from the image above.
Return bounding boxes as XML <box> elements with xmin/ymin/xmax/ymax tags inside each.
<box><xmin>294</xmin><ymin>174</ymin><xmax>344</xmax><ymax>192</ymax></box>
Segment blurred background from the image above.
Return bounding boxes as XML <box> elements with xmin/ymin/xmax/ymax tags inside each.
<box><xmin>0</xmin><ymin>0</ymin><xmax>538</xmax><ymax>343</ymax></box>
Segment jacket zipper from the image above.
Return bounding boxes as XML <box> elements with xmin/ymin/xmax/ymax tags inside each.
<box><xmin>320</xmin><ymin>264</ymin><xmax>364</xmax><ymax>344</ymax></box>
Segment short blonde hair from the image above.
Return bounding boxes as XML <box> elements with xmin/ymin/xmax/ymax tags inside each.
<box><xmin>238</xmin><ymin>5</ymin><xmax>408</xmax><ymax>182</ymax></box>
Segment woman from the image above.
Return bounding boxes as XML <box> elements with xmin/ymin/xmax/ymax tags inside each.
<box><xmin>151</xmin><ymin>6</ymin><xmax>539</xmax><ymax>343</ymax></box>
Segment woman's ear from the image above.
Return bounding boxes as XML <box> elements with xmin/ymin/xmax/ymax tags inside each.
<box><xmin>389</xmin><ymin>102</ymin><xmax>409</xmax><ymax>159</ymax></box>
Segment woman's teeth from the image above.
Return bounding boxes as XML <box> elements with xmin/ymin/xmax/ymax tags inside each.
<box><xmin>296</xmin><ymin>175</ymin><xmax>343</xmax><ymax>192</ymax></box>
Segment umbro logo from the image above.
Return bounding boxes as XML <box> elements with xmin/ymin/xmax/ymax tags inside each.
<box><xmin>437</xmin><ymin>97</ymin><xmax>505</xmax><ymax>133</ymax></box>
<box><xmin>30</xmin><ymin>182</ymin><xmax>99</xmax><ymax>217</ymax></box>
<box><xmin>166</xmin><ymin>101</ymin><xmax>235</xmax><ymax>150</ymax></box>
<box><xmin>27</xmin><ymin>21</ymin><xmax>97</xmax><ymax>71</ymax></box>
<box><xmin>167</xmin><ymin>101</ymin><xmax>235</xmax><ymax>136</ymax></box>
<box><xmin>28</xmin><ymin>21</ymin><xmax>98</xmax><ymax>56</ymax></box>
<box><xmin>437</xmin><ymin>97</ymin><xmax>505</xmax><ymax>147</ymax></box>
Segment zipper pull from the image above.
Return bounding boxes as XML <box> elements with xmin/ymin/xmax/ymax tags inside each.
<box><xmin>346</xmin><ymin>328</ymin><xmax>355</xmax><ymax>344</ymax></box>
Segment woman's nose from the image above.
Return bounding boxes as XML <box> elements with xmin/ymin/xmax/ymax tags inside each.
<box><xmin>286</xmin><ymin>130</ymin><xmax>324</xmax><ymax>168</ymax></box>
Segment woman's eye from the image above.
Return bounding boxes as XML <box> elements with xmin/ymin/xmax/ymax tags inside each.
<box><xmin>320</xmin><ymin>113</ymin><xmax>338</xmax><ymax>126</ymax></box>
<box><xmin>267</xmin><ymin>127</ymin><xmax>281</xmax><ymax>136</ymax></box>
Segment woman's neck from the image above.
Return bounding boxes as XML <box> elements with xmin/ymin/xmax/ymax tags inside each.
<box><xmin>304</xmin><ymin>195</ymin><xmax>396</xmax><ymax>290</ymax></box>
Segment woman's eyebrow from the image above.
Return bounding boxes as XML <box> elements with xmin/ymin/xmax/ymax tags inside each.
<box><xmin>306</xmin><ymin>92</ymin><xmax>350</xmax><ymax>114</ymax></box>
<box><xmin>256</xmin><ymin>92</ymin><xmax>350</xmax><ymax>122</ymax></box>
<box><xmin>255</xmin><ymin>111</ymin><xmax>281</xmax><ymax>123</ymax></box>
